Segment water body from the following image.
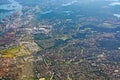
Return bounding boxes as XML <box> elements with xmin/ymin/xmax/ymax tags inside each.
<box><xmin>0</xmin><ymin>0</ymin><xmax>22</xmax><ymax>20</ymax></box>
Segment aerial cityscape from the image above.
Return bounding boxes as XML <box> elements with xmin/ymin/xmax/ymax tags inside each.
<box><xmin>0</xmin><ymin>0</ymin><xmax>120</xmax><ymax>80</ymax></box>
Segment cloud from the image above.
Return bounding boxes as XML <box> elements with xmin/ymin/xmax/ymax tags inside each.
<box><xmin>113</xmin><ymin>14</ymin><xmax>120</xmax><ymax>18</ymax></box>
<box><xmin>105</xmin><ymin>0</ymin><xmax>119</xmax><ymax>2</ymax></box>
<box><xmin>40</xmin><ymin>10</ymin><xmax>53</xmax><ymax>14</ymax></box>
<box><xmin>109</xmin><ymin>2</ymin><xmax>120</xmax><ymax>6</ymax></box>
<box><xmin>62</xmin><ymin>0</ymin><xmax>78</xmax><ymax>6</ymax></box>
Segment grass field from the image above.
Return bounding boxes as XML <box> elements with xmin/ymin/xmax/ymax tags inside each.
<box><xmin>0</xmin><ymin>45</ymin><xmax>30</xmax><ymax>58</ymax></box>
